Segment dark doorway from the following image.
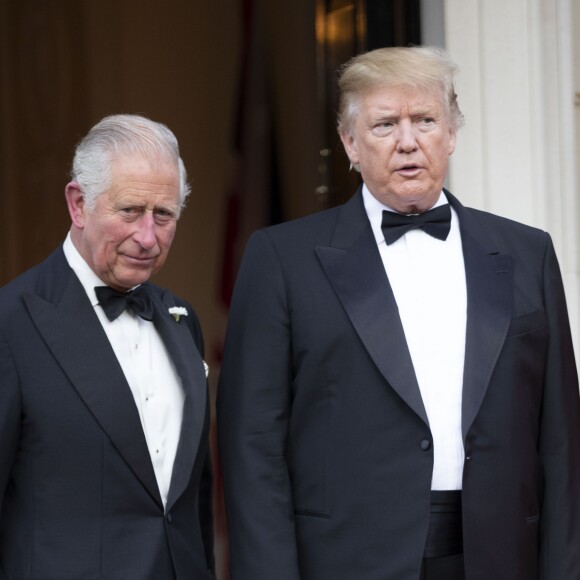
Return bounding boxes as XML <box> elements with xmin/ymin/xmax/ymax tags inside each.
<box><xmin>315</xmin><ymin>0</ymin><xmax>421</xmax><ymax>207</ymax></box>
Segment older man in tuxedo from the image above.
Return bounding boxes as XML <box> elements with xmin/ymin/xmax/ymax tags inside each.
<box><xmin>217</xmin><ymin>47</ymin><xmax>580</xmax><ymax>580</ymax></box>
<box><xmin>0</xmin><ymin>114</ymin><xmax>214</xmax><ymax>579</ymax></box>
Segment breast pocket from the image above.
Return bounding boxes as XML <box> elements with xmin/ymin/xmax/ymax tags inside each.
<box><xmin>506</xmin><ymin>309</ymin><xmax>546</xmax><ymax>338</ymax></box>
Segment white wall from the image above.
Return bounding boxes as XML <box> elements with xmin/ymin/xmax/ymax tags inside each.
<box><xmin>444</xmin><ymin>0</ymin><xmax>579</xmax><ymax>368</ymax></box>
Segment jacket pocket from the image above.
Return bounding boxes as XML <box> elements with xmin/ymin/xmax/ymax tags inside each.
<box><xmin>506</xmin><ymin>309</ymin><xmax>546</xmax><ymax>337</ymax></box>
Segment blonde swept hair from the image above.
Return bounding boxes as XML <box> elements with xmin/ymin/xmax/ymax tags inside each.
<box><xmin>337</xmin><ymin>46</ymin><xmax>464</xmax><ymax>136</ymax></box>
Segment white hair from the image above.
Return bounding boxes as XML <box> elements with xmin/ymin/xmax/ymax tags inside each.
<box><xmin>70</xmin><ymin>114</ymin><xmax>191</xmax><ymax>212</ymax></box>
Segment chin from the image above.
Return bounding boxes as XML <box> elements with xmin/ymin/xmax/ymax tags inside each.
<box><xmin>397</xmin><ymin>188</ymin><xmax>439</xmax><ymax>210</ymax></box>
<box><xmin>117</xmin><ymin>273</ymin><xmax>152</xmax><ymax>290</ymax></box>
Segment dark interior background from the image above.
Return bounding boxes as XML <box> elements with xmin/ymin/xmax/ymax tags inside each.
<box><xmin>0</xmin><ymin>1</ymin><xmax>421</xmax><ymax>576</ymax></box>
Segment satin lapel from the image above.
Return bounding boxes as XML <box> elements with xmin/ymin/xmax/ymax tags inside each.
<box><xmin>316</xmin><ymin>192</ymin><xmax>428</xmax><ymax>425</ymax></box>
<box><xmin>446</xmin><ymin>193</ymin><xmax>513</xmax><ymax>438</ymax></box>
<box><xmin>23</xmin><ymin>269</ymin><xmax>161</xmax><ymax>506</ymax></box>
<box><xmin>153</xmin><ymin>291</ymin><xmax>207</xmax><ymax>511</ymax></box>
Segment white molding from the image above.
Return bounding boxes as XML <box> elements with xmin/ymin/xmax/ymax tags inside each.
<box><xmin>444</xmin><ymin>0</ymin><xmax>579</xmax><ymax>366</ymax></box>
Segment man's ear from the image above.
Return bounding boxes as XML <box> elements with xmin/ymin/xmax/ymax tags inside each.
<box><xmin>448</xmin><ymin>127</ymin><xmax>457</xmax><ymax>156</ymax></box>
<box><xmin>339</xmin><ymin>130</ymin><xmax>359</xmax><ymax>166</ymax></box>
<box><xmin>65</xmin><ymin>181</ymin><xmax>86</xmax><ymax>228</ymax></box>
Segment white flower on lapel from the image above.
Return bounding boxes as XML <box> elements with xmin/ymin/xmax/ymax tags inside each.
<box><xmin>203</xmin><ymin>361</ymin><xmax>209</xmax><ymax>378</ymax></box>
<box><xmin>168</xmin><ymin>306</ymin><xmax>188</xmax><ymax>322</ymax></box>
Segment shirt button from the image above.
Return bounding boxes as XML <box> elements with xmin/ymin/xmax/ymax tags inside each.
<box><xmin>420</xmin><ymin>439</ymin><xmax>432</xmax><ymax>451</ymax></box>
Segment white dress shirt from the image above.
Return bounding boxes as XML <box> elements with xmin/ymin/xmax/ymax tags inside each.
<box><xmin>63</xmin><ymin>233</ymin><xmax>184</xmax><ymax>508</ymax></box>
<box><xmin>362</xmin><ymin>185</ymin><xmax>467</xmax><ymax>490</ymax></box>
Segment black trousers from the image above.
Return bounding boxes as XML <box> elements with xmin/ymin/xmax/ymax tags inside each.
<box><xmin>420</xmin><ymin>491</ymin><xmax>465</xmax><ymax>580</ymax></box>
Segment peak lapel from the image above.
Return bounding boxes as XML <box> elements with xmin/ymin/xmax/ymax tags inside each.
<box><xmin>316</xmin><ymin>192</ymin><xmax>428</xmax><ymax>425</ymax></box>
<box><xmin>23</xmin><ymin>270</ymin><xmax>161</xmax><ymax>507</ymax></box>
<box><xmin>154</xmin><ymin>291</ymin><xmax>207</xmax><ymax>511</ymax></box>
<box><xmin>446</xmin><ymin>193</ymin><xmax>513</xmax><ymax>438</ymax></box>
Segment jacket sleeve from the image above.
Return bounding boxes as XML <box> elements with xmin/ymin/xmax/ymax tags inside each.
<box><xmin>0</xmin><ymin>330</ymin><xmax>21</xmax><ymax>551</ymax></box>
<box><xmin>217</xmin><ymin>229</ymin><xmax>301</xmax><ymax>580</ymax></box>
<box><xmin>538</xmin><ymin>234</ymin><xmax>580</xmax><ymax>579</ymax></box>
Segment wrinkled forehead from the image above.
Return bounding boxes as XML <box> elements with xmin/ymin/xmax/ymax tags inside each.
<box><xmin>346</xmin><ymin>82</ymin><xmax>450</xmax><ymax>128</ymax></box>
<box><xmin>105</xmin><ymin>154</ymin><xmax>181</xmax><ymax>202</ymax></box>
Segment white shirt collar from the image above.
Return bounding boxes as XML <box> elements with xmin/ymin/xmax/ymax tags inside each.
<box><xmin>361</xmin><ymin>184</ymin><xmax>449</xmax><ymax>246</ymax></box>
<box><xmin>63</xmin><ymin>232</ymin><xmax>107</xmax><ymax>307</ymax></box>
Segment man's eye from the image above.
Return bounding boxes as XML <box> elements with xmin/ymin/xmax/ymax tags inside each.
<box><xmin>372</xmin><ymin>122</ymin><xmax>393</xmax><ymax>136</ymax></box>
<box><xmin>154</xmin><ymin>210</ymin><xmax>176</xmax><ymax>224</ymax></box>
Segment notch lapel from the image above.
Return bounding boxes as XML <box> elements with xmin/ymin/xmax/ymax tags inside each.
<box><xmin>316</xmin><ymin>192</ymin><xmax>428</xmax><ymax>426</ymax></box>
<box><xmin>23</xmin><ymin>269</ymin><xmax>161</xmax><ymax>507</ymax></box>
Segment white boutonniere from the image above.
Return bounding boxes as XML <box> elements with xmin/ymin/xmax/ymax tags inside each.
<box><xmin>168</xmin><ymin>306</ymin><xmax>188</xmax><ymax>322</ymax></box>
<box><xmin>203</xmin><ymin>361</ymin><xmax>209</xmax><ymax>378</ymax></box>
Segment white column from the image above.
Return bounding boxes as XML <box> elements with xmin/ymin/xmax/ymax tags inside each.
<box><xmin>444</xmin><ymin>0</ymin><xmax>580</xmax><ymax>367</ymax></box>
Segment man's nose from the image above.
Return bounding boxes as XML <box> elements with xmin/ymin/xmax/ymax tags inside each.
<box><xmin>396</xmin><ymin>121</ymin><xmax>418</xmax><ymax>152</ymax></box>
<box><xmin>133</xmin><ymin>212</ymin><xmax>157</xmax><ymax>249</ymax></box>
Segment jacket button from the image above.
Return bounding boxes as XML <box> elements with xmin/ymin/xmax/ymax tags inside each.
<box><xmin>166</xmin><ymin>512</ymin><xmax>173</xmax><ymax>523</ymax></box>
<box><xmin>420</xmin><ymin>439</ymin><xmax>431</xmax><ymax>451</ymax></box>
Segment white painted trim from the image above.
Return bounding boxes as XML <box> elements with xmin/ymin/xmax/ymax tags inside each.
<box><xmin>444</xmin><ymin>0</ymin><xmax>579</xmax><ymax>367</ymax></box>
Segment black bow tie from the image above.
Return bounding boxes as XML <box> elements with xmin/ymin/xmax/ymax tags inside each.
<box><xmin>95</xmin><ymin>284</ymin><xmax>154</xmax><ymax>322</ymax></box>
<box><xmin>381</xmin><ymin>204</ymin><xmax>451</xmax><ymax>245</ymax></box>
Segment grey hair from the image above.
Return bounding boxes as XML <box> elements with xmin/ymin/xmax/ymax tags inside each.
<box><xmin>337</xmin><ymin>46</ymin><xmax>465</xmax><ymax>137</ymax></box>
<box><xmin>70</xmin><ymin>114</ymin><xmax>191</xmax><ymax>212</ymax></box>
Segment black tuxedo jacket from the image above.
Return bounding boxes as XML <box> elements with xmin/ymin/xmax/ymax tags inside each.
<box><xmin>0</xmin><ymin>246</ymin><xmax>214</xmax><ymax>579</ymax></box>
<box><xmin>217</xmin><ymin>189</ymin><xmax>580</xmax><ymax>580</ymax></box>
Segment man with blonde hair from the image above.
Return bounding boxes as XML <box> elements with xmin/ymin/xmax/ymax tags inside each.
<box><xmin>218</xmin><ymin>47</ymin><xmax>580</xmax><ymax>580</ymax></box>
